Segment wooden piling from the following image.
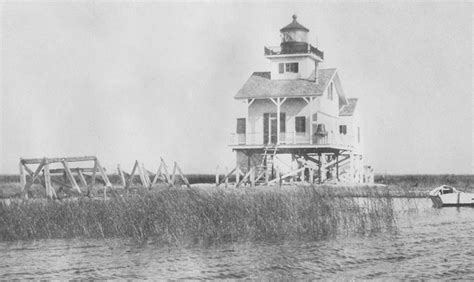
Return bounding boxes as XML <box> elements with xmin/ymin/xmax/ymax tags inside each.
<box><xmin>43</xmin><ymin>163</ymin><xmax>54</xmax><ymax>198</ymax></box>
<box><xmin>250</xmin><ymin>168</ymin><xmax>255</xmax><ymax>188</ymax></box>
<box><xmin>19</xmin><ymin>161</ymin><xmax>26</xmax><ymax>190</ymax></box>
<box><xmin>117</xmin><ymin>164</ymin><xmax>126</xmax><ymax>187</ymax></box>
<box><xmin>235</xmin><ymin>167</ymin><xmax>241</xmax><ymax>184</ymax></box>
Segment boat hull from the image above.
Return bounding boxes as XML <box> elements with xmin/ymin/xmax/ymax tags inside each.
<box><xmin>430</xmin><ymin>192</ymin><xmax>474</xmax><ymax>208</ymax></box>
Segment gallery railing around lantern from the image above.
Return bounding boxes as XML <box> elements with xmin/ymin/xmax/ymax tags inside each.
<box><xmin>264</xmin><ymin>43</ymin><xmax>324</xmax><ymax>60</ymax></box>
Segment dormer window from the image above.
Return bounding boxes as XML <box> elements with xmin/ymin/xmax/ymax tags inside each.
<box><xmin>278</xmin><ymin>62</ymin><xmax>299</xmax><ymax>74</ymax></box>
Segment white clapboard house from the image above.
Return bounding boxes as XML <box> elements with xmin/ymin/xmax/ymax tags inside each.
<box><xmin>231</xmin><ymin>15</ymin><xmax>373</xmax><ymax>184</ymax></box>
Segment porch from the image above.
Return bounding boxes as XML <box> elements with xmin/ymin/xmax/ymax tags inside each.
<box><xmin>230</xmin><ymin>131</ymin><xmax>356</xmax><ymax>150</ymax></box>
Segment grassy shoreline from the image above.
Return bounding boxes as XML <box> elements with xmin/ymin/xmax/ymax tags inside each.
<box><xmin>0</xmin><ymin>174</ymin><xmax>469</xmax><ymax>243</ymax></box>
<box><xmin>0</xmin><ymin>186</ymin><xmax>396</xmax><ymax>243</ymax></box>
<box><xmin>1</xmin><ymin>173</ymin><xmax>472</xmax><ymax>199</ymax></box>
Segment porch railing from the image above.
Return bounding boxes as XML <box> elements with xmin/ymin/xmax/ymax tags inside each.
<box><xmin>230</xmin><ymin>132</ymin><xmax>355</xmax><ymax>148</ymax></box>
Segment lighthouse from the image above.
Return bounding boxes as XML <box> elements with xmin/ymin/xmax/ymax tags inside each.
<box><xmin>231</xmin><ymin>15</ymin><xmax>372</xmax><ymax>184</ymax></box>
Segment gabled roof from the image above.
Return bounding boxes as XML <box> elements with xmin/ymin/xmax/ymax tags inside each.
<box><xmin>339</xmin><ymin>98</ymin><xmax>358</xmax><ymax>116</ymax></box>
<box><xmin>280</xmin><ymin>15</ymin><xmax>309</xmax><ymax>32</ymax></box>
<box><xmin>235</xmin><ymin>68</ymin><xmax>347</xmax><ymax>106</ymax></box>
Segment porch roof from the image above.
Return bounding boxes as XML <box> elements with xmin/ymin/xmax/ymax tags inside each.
<box><xmin>339</xmin><ymin>98</ymin><xmax>358</xmax><ymax>116</ymax></box>
<box><xmin>234</xmin><ymin>68</ymin><xmax>344</xmax><ymax>102</ymax></box>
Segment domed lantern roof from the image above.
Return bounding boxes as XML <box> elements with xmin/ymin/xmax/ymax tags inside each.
<box><xmin>280</xmin><ymin>15</ymin><xmax>310</xmax><ymax>32</ymax></box>
<box><xmin>280</xmin><ymin>15</ymin><xmax>310</xmax><ymax>46</ymax></box>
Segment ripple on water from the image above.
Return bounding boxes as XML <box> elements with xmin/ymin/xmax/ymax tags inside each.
<box><xmin>3</xmin><ymin>198</ymin><xmax>474</xmax><ymax>279</ymax></box>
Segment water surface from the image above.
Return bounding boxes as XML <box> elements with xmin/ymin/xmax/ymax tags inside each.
<box><xmin>2</xmin><ymin>198</ymin><xmax>474</xmax><ymax>279</ymax></box>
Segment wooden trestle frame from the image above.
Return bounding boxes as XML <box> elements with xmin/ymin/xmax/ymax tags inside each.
<box><xmin>121</xmin><ymin>158</ymin><xmax>191</xmax><ymax>189</ymax></box>
<box><xmin>19</xmin><ymin>156</ymin><xmax>112</xmax><ymax>199</ymax></box>
<box><xmin>235</xmin><ymin>146</ymin><xmax>364</xmax><ymax>186</ymax></box>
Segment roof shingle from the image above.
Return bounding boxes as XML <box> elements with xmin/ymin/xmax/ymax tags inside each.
<box><xmin>280</xmin><ymin>15</ymin><xmax>310</xmax><ymax>32</ymax></box>
<box><xmin>339</xmin><ymin>98</ymin><xmax>358</xmax><ymax>116</ymax></box>
<box><xmin>234</xmin><ymin>68</ymin><xmax>337</xmax><ymax>99</ymax></box>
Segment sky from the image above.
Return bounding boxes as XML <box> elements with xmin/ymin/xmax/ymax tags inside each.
<box><xmin>0</xmin><ymin>1</ymin><xmax>472</xmax><ymax>174</ymax></box>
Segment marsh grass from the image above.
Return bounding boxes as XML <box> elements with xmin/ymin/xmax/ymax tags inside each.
<box><xmin>0</xmin><ymin>186</ymin><xmax>396</xmax><ymax>243</ymax></box>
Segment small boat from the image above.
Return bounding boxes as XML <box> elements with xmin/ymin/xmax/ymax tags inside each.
<box><xmin>429</xmin><ymin>185</ymin><xmax>474</xmax><ymax>208</ymax></box>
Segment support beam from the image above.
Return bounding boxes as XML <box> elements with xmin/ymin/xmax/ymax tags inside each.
<box><xmin>250</xmin><ymin>168</ymin><xmax>255</xmax><ymax>187</ymax></box>
<box><xmin>117</xmin><ymin>164</ymin><xmax>126</xmax><ymax>187</ymax></box>
<box><xmin>126</xmin><ymin>161</ymin><xmax>139</xmax><ymax>189</ymax></box>
<box><xmin>21</xmin><ymin>156</ymin><xmax>97</xmax><ymax>164</ymax></box>
<box><xmin>235</xmin><ymin>167</ymin><xmax>241</xmax><ymax>184</ymax></box>
<box><xmin>95</xmin><ymin>160</ymin><xmax>111</xmax><ymax>188</ymax></box>
<box><xmin>43</xmin><ymin>164</ymin><xmax>56</xmax><ymax>199</ymax></box>
<box><xmin>136</xmin><ymin>162</ymin><xmax>148</xmax><ymax>188</ymax></box>
<box><xmin>151</xmin><ymin>162</ymin><xmax>163</xmax><ymax>187</ymax></box>
<box><xmin>160</xmin><ymin>158</ymin><xmax>172</xmax><ymax>184</ymax></box>
<box><xmin>62</xmin><ymin>160</ymin><xmax>81</xmax><ymax>193</ymax></box>
<box><xmin>237</xmin><ymin>167</ymin><xmax>253</xmax><ymax>187</ymax></box>
<box><xmin>318</xmin><ymin>153</ymin><xmax>322</xmax><ymax>184</ymax></box>
<box><xmin>142</xmin><ymin>163</ymin><xmax>151</xmax><ymax>188</ymax></box>
<box><xmin>49</xmin><ymin>167</ymin><xmax>96</xmax><ymax>174</ymax></box>
<box><xmin>268</xmin><ymin>167</ymin><xmax>305</xmax><ymax>184</ymax></box>
<box><xmin>19</xmin><ymin>161</ymin><xmax>26</xmax><ymax>190</ymax></box>
<box><xmin>217</xmin><ymin>167</ymin><xmax>237</xmax><ymax>187</ymax></box>
<box><xmin>22</xmin><ymin>160</ymin><xmax>46</xmax><ymax>198</ymax></box>
<box><xmin>174</xmin><ymin>162</ymin><xmax>191</xmax><ymax>188</ymax></box>
<box><xmin>170</xmin><ymin>163</ymin><xmax>177</xmax><ymax>186</ymax></box>
<box><xmin>77</xmin><ymin>169</ymin><xmax>88</xmax><ymax>187</ymax></box>
<box><xmin>88</xmin><ymin>160</ymin><xmax>98</xmax><ymax>195</ymax></box>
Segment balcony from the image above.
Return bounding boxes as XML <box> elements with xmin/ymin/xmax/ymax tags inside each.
<box><xmin>230</xmin><ymin>132</ymin><xmax>355</xmax><ymax>149</ymax></box>
<box><xmin>264</xmin><ymin>43</ymin><xmax>324</xmax><ymax>60</ymax></box>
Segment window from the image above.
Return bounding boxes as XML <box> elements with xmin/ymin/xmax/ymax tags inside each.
<box><xmin>295</xmin><ymin>116</ymin><xmax>306</xmax><ymax>133</ymax></box>
<box><xmin>236</xmin><ymin>118</ymin><xmax>246</xmax><ymax>134</ymax></box>
<box><xmin>285</xmin><ymin>62</ymin><xmax>299</xmax><ymax>73</ymax></box>
<box><xmin>328</xmin><ymin>82</ymin><xmax>334</xmax><ymax>100</ymax></box>
<box><xmin>312</xmin><ymin>113</ymin><xmax>318</xmax><ymax>122</ymax></box>
<box><xmin>279</xmin><ymin>63</ymin><xmax>284</xmax><ymax>74</ymax></box>
<box><xmin>339</xmin><ymin>125</ymin><xmax>347</xmax><ymax>135</ymax></box>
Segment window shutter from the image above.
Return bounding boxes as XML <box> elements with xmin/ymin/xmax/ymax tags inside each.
<box><xmin>279</xmin><ymin>63</ymin><xmax>284</xmax><ymax>74</ymax></box>
<box><xmin>280</xmin><ymin>113</ymin><xmax>286</xmax><ymax>133</ymax></box>
<box><xmin>295</xmin><ymin>116</ymin><xmax>306</xmax><ymax>133</ymax></box>
<box><xmin>236</xmin><ymin>118</ymin><xmax>246</xmax><ymax>134</ymax></box>
<box><xmin>263</xmin><ymin>113</ymin><xmax>269</xmax><ymax>144</ymax></box>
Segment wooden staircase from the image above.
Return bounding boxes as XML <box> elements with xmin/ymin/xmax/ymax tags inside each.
<box><xmin>255</xmin><ymin>144</ymin><xmax>278</xmax><ymax>183</ymax></box>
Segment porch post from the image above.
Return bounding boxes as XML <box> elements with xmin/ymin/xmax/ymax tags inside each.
<box><xmin>276</xmin><ymin>98</ymin><xmax>281</xmax><ymax>144</ymax></box>
<box><xmin>318</xmin><ymin>153</ymin><xmax>322</xmax><ymax>184</ymax></box>
<box><xmin>309</xmin><ymin>107</ymin><xmax>313</xmax><ymax>145</ymax></box>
